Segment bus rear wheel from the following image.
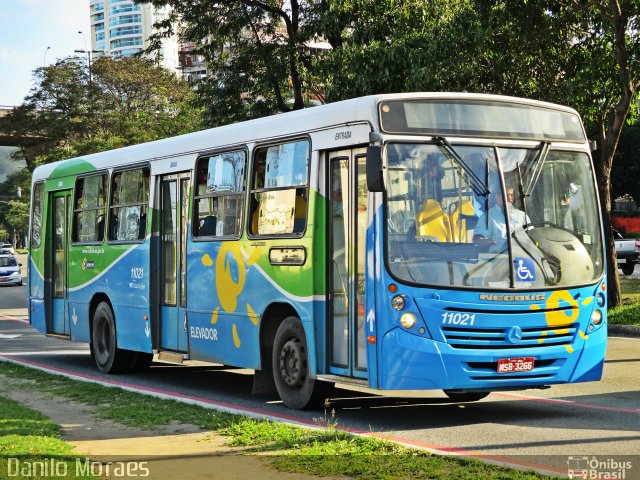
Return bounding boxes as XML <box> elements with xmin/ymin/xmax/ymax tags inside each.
<box><xmin>272</xmin><ymin>317</ymin><xmax>333</xmax><ymax>410</ymax></box>
<box><xmin>443</xmin><ymin>390</ymin><xmax>490</xmax><ymax>402</ymax></box>
<box><xmin>91</xmin><ymin>302</ymin><xmax>132</xmax><ymax>374</ymax></box>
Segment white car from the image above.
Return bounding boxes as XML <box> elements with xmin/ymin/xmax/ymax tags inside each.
<box><xmin>1</xmin><ymin>244</ymin><xmax>16</xmax><ymax>255</ymax></box>
<box><xmin>0</xmin><ymin>254</ymin><xmax>23</xmax><ymax>286</ymax></box>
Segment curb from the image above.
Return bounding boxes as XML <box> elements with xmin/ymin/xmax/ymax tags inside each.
<box><xmin>608</xmin><ymin>324</ymin><xmax>640</xmax><ymax>338</ymax></box>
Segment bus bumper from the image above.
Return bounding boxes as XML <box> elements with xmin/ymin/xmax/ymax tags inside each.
<box><xmin>379</xmin><ymin>325</ymin><xmax>606</xmax><ymax>391</ymax></box>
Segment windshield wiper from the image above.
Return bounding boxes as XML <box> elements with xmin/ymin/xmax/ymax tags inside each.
<box><xmin>515</xmin><ymin>161</ymin><xmax>530</xmax><ymax>228</ymax></box>
<box><xmin>433</xmin><ymin>137</ymin><xmax>490</xmax><ymax>197</ymax></box>
<box><xmin>524</xmin><ymin>141</ymin><xmax>551</xmax><ymax>197</ymax></box>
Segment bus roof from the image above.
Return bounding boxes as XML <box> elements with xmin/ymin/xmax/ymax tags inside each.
<box><xmin>32</xmin><ymin>92</ymin><xmax>581</xmax><ymax>183</ymax></box>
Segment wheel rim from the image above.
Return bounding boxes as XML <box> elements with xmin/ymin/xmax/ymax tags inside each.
<box><xmin>279</xmin><ymin>338</ymin><xmax>306</xmax><ymax>387</ymax></box>
<box><xmin>95</xmin><ymin>316</ymin><xmax>111</xmax><ymax>364</ymax></box>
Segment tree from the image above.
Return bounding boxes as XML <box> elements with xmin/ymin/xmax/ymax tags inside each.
<box><xmin>466</xmin><ymin>1</ymin><xmax>640</xmax><ymax>307</ymax></box>
<box><xmin>2</xmin><ymin>56</ymin><xmax>204</xmax><ymax>172</ymax></box>
<box><xmin>324</xmin><ymin>0</ymin><xmax>639</xmax><ymax>307</ymax></box>
<box><xmin>141</xmin><ymin>0</ymin><xmax>331</xmax><ymax>126</ymax></box>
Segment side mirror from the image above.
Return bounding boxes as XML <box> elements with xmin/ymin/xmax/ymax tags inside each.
<box><xmin>366</xmin><ymin>146</ymin><xmax>384</xmax><ymax>192</ymax></box>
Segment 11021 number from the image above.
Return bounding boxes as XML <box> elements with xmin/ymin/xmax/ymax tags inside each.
<box><xmin>441</xmin><ymin>312</ymin><xmax>476</xmax><ymax>326</ymax></box>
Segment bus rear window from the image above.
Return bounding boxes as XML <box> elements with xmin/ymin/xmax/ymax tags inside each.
<box><xmin>30</xmin><ymin>182</ymin><xmax>44</xmax><ymax>249</ymax></box>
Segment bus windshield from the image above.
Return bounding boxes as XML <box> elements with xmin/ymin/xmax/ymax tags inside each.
<box><xmin>385</xmin><ymin>143</ymin><xmax>603</xmax><ymax>289</ymax></box>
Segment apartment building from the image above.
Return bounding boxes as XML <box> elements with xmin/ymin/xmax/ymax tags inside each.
<box><xmin>89</xmin><ymin>0</ymin><xmax>180</xmax><ymax>74</ymax></box>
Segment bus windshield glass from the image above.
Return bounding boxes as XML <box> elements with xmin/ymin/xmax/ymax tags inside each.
<box><xmin>385</xmin><ymin>143</ymin><xmax>603</xmax><ymax>289</ymax></box>
<box><xmin>380</xmin><ymin>100</ymin><xmax>586</xmax><ymax>142</ymax></box>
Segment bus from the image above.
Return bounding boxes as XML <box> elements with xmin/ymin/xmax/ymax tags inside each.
<box><xmin>28</xmin><ymin>93</ymin><xmax>607</xmax><ymax>409</ymax></box>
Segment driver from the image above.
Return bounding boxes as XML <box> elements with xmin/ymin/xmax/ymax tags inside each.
<box><xmin>474</xmin><ymin>185</ymin><xmax>529</xmax><ymax>248</ymax></box>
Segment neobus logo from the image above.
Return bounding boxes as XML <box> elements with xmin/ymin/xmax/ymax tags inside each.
<box><xmin>479</xmin><ymin>294</ymin><xmax>545</xmax><ymax>302</ymax></box>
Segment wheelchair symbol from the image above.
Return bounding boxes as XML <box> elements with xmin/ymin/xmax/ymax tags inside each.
<box><xmin>516</xmin><ymin>259</ymin><xmax>534</xmax><ymax>281</ymax></box>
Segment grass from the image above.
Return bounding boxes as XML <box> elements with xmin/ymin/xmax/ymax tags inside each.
<box><xmin>610</xmin><ymin>275</ymin><xmax>640</xmax><ymax>326</ymax></box>
<box><xmin>0</xmin><ymin>362</ymin><xmax>557</xmax><ymax>480</ymax></box>
<box><xmin>0</xmin><ymin>395</ymin><xmax>96</xmax><ymax>480</ymax></box>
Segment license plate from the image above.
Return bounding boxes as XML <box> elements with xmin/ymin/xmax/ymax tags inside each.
<box><xmin>497</xmin><ymin>357</ymin><xmax>535</xmax><ymax>374</ymax></box>
<box><xmin>617</xmin><ymin>258</ymin><xmax>626</xmax><ymax>264</ymax></box>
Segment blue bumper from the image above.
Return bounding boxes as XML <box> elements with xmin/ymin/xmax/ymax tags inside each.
<box><xmin>379</xmin><ymin>324</ymin><xmax>606</xmax><ymax>391</ymax></box>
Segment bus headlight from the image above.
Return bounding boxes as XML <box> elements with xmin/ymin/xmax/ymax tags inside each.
<box><xmin>591</xmin><ymin>309</ymin><xmax>603</xmax><ymax>325</ymax></box>
<box><xmin>400</xmin><ymin>312</ymin><xmax>416</xmax><ymax>329</ymax></box>
<box><xmin>391</xmin><ymin>295</ymin><xmax>406</xmax><ymax>311</ymax></box>
<box><xmin>596</xmin><ymin>292</ymin><xmax>606</xmax><ymax>308</ymax></box>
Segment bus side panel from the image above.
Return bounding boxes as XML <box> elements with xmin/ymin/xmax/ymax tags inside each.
<box><xmin>28</xmin><ymin>189</ymin><xmax>50</xmax><ymax>334</ymax></box>
<box><xmin>28</xmin><ymin>255</ymin><xmax>46</xmax><ymax>333</ymax></box>
<box><xmin>365</xmin><ymin>198</ymin><xmax>383</xmax><ymax>389</ymax></box>
<box><xmin>66</xmin><ymin>242</ymin><xmax>153</xmax><ymax>353</ymax></box>
<box><xmin>186</xmin><ymin>239</ymin><xmax>315</xmax><ymax>370</ymax></box>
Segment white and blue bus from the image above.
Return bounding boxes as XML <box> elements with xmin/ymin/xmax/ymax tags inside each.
<box><xmin>29</xmin><ymin>93</ymin><xmax>607</xmax><ymax>409</ymax></box>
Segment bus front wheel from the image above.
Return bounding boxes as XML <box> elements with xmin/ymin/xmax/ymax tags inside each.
<box><xmin>91</xmin><ymin>302</ymin><xmax>132</xmax><ymax>374</ymax></box>
<box><xmin>272</xmin><ymin>317</ymin><xmax>333</xmax><ymax>410</ymax></box>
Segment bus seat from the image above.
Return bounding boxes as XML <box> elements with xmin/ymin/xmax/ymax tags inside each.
<box><xmin>199</xmin><ymin>215</ymin><xmax>217</xmax><ymax>236</ymax></box>
<box><xmin>450</xmin><ymin>200</ymin><xmax>475</xmax><ymax>242</ymax></box>
<box><xmin>416</xmin><ymin>199</ymin><xmax>451</xmax><ymax>242</ymax></box>
<box><xmin>252</xmin><ymin>209</ymin><xmax>260</xmax><ymax>234</ymax></box>
<box><xmin>293</xmin><ymin>195</ymin><xmax>307</xmax><ymax>233</ymax></box>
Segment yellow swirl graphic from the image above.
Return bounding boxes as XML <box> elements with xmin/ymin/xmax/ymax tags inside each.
<box><xmin>216</xmin><ymin>243</ymin><xmax>246</xmax><ymax>313</ymax></box>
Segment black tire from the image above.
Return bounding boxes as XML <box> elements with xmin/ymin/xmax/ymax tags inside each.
<box><xmin>272</xmin><ymin>316</ymin><xmax>333</xmax><ymax>410</ymax></box>
<box><xmin>91</xmin><ymin>302</ymin><xmax>133</xmax><ymax>374</ymax></box>
<box><xmin>129</xmin><ymin>352</ymin><xmax>153</xmax><ymax>372</ymax></box>
<box><xmin>621</xmin><ymin>263</ymin><xmax>635</xmax><ymax>276</ymax></box>
<box><xmin>443</xmin><ymin>390</ymin><xmax>490</xmax><ymax>402</ymax></box>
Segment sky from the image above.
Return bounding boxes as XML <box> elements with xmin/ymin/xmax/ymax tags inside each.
<box><xmin>0</xmin><ymin>0</ymin><xmax>90</xmax><ymax>106</ymax></box>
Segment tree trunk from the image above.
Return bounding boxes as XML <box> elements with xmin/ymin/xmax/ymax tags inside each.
<box><xmin>594</xmin><ymin>150</ymin><xmax>621</xmax><ymax>308</ymax></box>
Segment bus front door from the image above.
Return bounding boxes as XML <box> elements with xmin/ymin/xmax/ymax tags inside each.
<box><xmin>328</xmin><ymin>149</ymin><xmax>368</xmax><ymax>379</ymax></box>
<box><xmin>49</xmin><ymin>190</ymin><xmax>71</xmax><ymax>336</ymax></box>
<box><xmin>159</xmin><ymin>173</ymin><xmax>191</xmax><ymax>353</ymax></box>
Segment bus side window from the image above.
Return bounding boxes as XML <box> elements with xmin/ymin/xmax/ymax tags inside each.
<box><xmin>73</xmin><ymin>173</ymin><xmax>107</xmax><ymax>244</ymax></box>
<box><xmin>193</xmin><ymin>150</ymin><xmax>246</xmax><ymax>239</ymax></box>
<box><xmin>109</xmin><ymin>167</ymin><xmax>150</xmax><ymax>242</ymax></box>
<box><xmin>249</xmin><ymin>139</ymin><xmax>309</xmax><ymax>236</ymax></box>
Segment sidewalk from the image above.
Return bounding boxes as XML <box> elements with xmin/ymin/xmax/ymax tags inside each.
<box><xmin>1</xmin><ymin>376</ymin><xmax>346</xmax><ymax>480</ymax></box>
<box><xmin>0</xmin><ymin>307</ymin><xmax>28</xmax><ymax>321</ymax></box>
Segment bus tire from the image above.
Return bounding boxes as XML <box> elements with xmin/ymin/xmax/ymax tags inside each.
<box><xmin>129</xmin><ymin>352</ymin><xmax>153</xmax><ymax>372</ymax></box>
<box><xmin>272</xmin><ymin>316</ymin><xmax>333</xmax><ymax>410</ymax></box>
<box><xmin>443</xmin><ymin>390</ymin><xmax>490</xmax><ymax>402</ymax></box>
<box><xmin>91</xmin><ymin>302</ymin><xmax>132</xmax><ymax>374</ymax></box>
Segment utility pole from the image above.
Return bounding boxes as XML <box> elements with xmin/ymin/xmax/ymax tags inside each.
<box><xmin>75</xmin><ymin>31</ymin><xmax>100</xmax><ymax>83</ymax></box>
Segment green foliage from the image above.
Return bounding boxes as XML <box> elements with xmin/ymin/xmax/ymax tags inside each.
<box><xmin>608</xmin><ymin>301</ymin><xmax>640</xmax><ymax>326</ymax></box>
<box><xmin>141</xmin><ymin>0</ymin><xmax>330</xmax><ymax>126</ymax></box>
<box><xmin>1</xmin><ymin>200</ymin><xmax>28</xmax><ymax>232</ymax></box>
<box><xmin>0</xmin><ymin>395</ymin><xmax>96</xmax><ymax>480</ymax></box>
<box><xmin>1</xmin><ymin>56</ymin><xmax>204</xmax><ymax>172</ymax></box>
<box><xmin>0</xmin><ymin>396</ymin><xmax>60</xmax><ymax>438</ymax></box>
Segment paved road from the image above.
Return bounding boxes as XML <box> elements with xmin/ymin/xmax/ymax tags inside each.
<box><xmin>0</xmin><ymin>253</ymin><xmax>28</xmax><ymax>309</ymax></box>
<box><xmin>1</xmin><ymin>307</ymin><xmax>638</xmax><ymax>478</ymax></box>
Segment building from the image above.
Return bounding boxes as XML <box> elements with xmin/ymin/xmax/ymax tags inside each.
<box><xmin>89</xmin><ymin>0</ymin><xmax>180</xmax><ymax>74</ymax></box>
<box><xmin>178</xmin><ymin>41</ymin><xmax>209</xmax><ymax>85</ymax></box>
